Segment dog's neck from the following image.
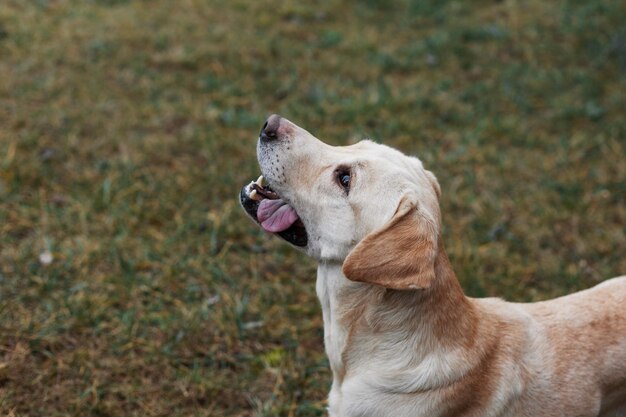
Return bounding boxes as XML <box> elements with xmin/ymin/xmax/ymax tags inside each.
<box><xmin>316</xmin><ymin>241</ymin><xmax>478</xmax><ymax>392</ymax></box>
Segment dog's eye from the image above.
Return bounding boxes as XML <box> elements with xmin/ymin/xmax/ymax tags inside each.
<box><xmin>335</xmin><ymin>168</ymin><xmax>351</xmax><ymax>192</ymax></box>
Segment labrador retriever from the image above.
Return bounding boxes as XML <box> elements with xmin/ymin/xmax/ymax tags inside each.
<box><xmin>239</xmin><ymin>114</ymin><xmax>626</xmax><ymax>417</ymax></box>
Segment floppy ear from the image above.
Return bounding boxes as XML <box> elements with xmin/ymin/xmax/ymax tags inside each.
<box><xmin>342</xmin><ymin>195</ymin><xmax>438</xmax><ymax>290</ymax></box>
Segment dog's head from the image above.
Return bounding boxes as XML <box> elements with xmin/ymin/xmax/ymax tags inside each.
<box><xmin>240</xmin><ymin>115</ymin><xmax>442</xmax><ymax>290</ymax></box>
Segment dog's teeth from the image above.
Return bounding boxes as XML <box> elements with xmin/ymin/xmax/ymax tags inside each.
<box><xmin>249</xmin><ymin>189</ymin><xmax>262</xmax><ymax>201</ymax></box>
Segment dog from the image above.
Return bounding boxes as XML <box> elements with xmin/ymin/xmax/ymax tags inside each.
<box><xmin>239</xmin><ymin>114</ymin><xmax>626</xmax><ymax>417</ymax></box>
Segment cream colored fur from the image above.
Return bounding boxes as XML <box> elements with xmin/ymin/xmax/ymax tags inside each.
<box><xmin>251</xmin><ymin>115</ymin><xmax>626</xmax><ymax>417</ymax></box>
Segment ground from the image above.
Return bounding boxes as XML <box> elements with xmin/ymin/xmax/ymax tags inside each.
<box><xmin>0</xmin><ymin>0</ymin><xmax>624</xmax><ymax>416</ymax></box>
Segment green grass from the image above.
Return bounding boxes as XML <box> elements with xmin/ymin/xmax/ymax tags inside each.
<box><xmin>0</xmin><ymin>0</ymin><xmax>625</xmax><ymax>415</ymax></box>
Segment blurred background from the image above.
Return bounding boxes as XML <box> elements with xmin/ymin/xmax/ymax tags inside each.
<box><xmin>0</xmin><ymin>0</ymin><xmax>624</xmax><ymax>415</ymax></box>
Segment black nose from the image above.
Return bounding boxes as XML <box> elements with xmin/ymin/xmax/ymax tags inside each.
<box><xmin>260</xmin><ymin>114</ymin><xmax>281</xmax><ymax>141</ymax></box>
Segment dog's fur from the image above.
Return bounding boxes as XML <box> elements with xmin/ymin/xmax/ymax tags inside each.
<box><xmin>241</xmin><ymin>115</ymin><xmax>626</xmax><ymax>417</ymax></box>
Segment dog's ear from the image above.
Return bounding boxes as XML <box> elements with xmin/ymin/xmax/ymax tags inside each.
<box><xmin>342</xmin><ymin>195</ymin><xmax>438</xmax><ymax>290</ymax></box>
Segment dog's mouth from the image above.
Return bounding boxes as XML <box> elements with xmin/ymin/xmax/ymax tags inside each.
<box><xmin>239</xmin><ymin>176</ymin><xmax>308</xmax><ymax>247</ymax></box>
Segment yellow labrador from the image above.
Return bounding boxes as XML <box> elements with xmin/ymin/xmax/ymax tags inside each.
<box><xmin>240</xmin><ymin>115</ymin><xmax>626</xmax><ymax>417</ymax></box>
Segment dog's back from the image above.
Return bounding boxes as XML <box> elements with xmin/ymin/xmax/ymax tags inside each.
<box><xmin>524</xmin><ymin>276</ymin><xmax>626</xmax><ymax>415</ymax></box>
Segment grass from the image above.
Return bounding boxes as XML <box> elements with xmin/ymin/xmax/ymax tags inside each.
<box><xmin>0</xmin><ymin>0</ymin><xmax>624</xmax><ymax>415</ymax></box>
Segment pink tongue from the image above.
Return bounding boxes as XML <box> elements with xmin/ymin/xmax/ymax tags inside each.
<box><xmin>257</xmin><ymin>199</ymin><xmax>299</xmax><ymax>233</ymax></box>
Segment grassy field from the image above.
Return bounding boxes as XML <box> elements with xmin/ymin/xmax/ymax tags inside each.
<box><xmin>0</xmin><ymin>0</ymin><xmax>625</xmax><ymax>415</ymax></box>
